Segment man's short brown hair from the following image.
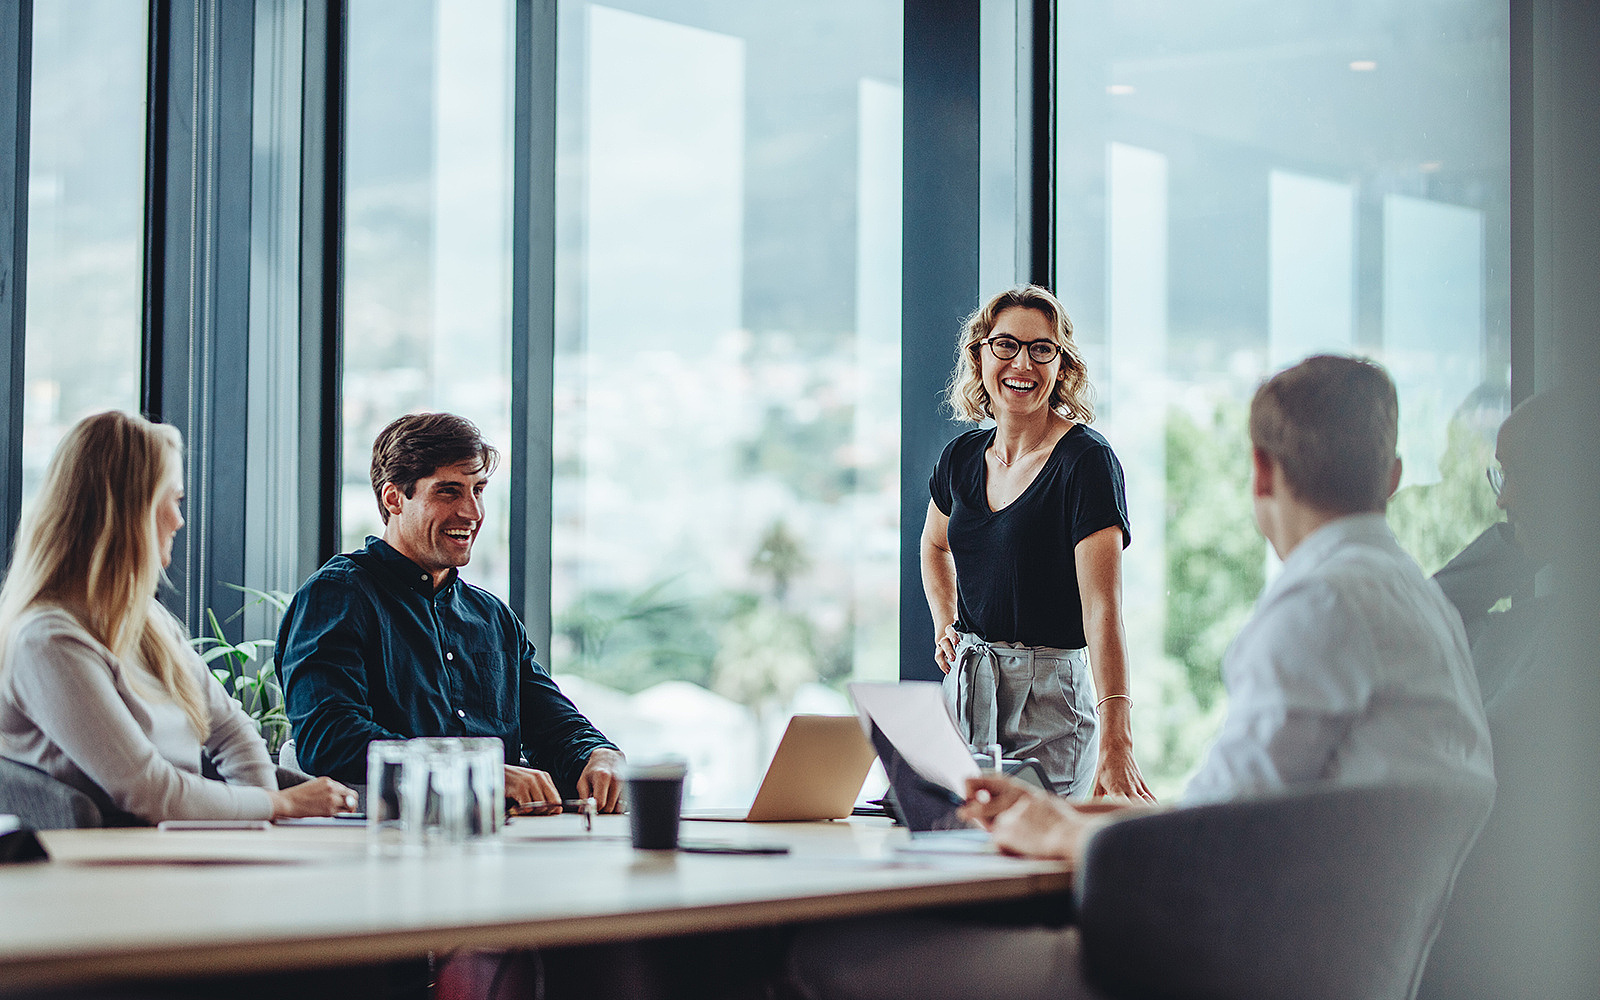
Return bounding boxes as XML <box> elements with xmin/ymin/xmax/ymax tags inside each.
<box><xmin>1249</xmin><ymin>355</ymin><xmax>1399</xmax><ymax>515</ymax></box>
<box><xmin>370</xmin><ymin>413</ymin><xmax>500</xmax><ymax>523</ymax></box>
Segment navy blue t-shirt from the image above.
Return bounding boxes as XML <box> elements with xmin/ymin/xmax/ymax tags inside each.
<box><xmin>930</xmin><ymin>424</ymin><xmax>1131</xmax><ymax>650</ymax></box>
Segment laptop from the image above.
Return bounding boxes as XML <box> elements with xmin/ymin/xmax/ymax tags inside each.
<box><xmin>848</xmin><ymin>681</ymin><xmax>994</xmax><ymax>848</ymax></box>
<box><xmin>681</xmin><ymin>714</ymin><xmax>878</xmax><ymax>822</ymax></box>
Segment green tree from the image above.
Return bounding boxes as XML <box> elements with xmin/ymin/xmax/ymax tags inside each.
<box><xmin>553</xmin><ymin>579</ymin><xmax>726</xmax><ymax>693</ymax></box>
<box><xmin>710</xmin><ymin>604</ymin><xmax>819</xmax><ymax>716</ymax></box>
<box><xmin>1164</xmin><ymin>401</ymin><xmax>1264</xmax><ymax>713</ymax></box>
<box><xmin>750</xmin><ymin>520</ymin><xmax>811</xmax><ymax>603</ymax></box>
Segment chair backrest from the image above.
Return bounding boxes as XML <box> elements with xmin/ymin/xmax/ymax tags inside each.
<box><xmin>0</xmin><ymin>756</ymin><xmax>104</xmax><ymax>830</ymax></box>
<box><xmin>1075</xmin><ymin>782</ymin><xmax>1492</xmax><ymax>1000</ymax></box>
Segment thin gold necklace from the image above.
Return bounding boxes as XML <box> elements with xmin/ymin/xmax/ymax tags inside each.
<box><xmin>993</xmin><ymin>437</ymin><xmax>1048</xmax><ymax>467</ymax></box>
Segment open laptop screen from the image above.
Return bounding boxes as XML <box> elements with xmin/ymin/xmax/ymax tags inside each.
<box><xmin>865</xmin><ymin>721</ymin><xmax>978</xmax><ymax>833</ymax></box>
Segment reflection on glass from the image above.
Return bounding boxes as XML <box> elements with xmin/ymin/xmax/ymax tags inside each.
<box><xmin>22</xmin><ymin>1</ymin><xmax>147</xmax><ymax>511</ymax></box>
<box><xmin>1268</xmin><ymin>170</ymin><xmax>1355</xmax><ymax>364</ymax></box>
<box><xmin>553</xmin><ymin>1</ymin><xmax>902</xmax><ymax>806</ymax></box>
<box><xmin>342</xmin><ymin>0</ymin><xmax>514</xmax><ymax>597</ymax></box>
<box><xmin>1057</xmin><ymin>0</ymin><xmax>1511</xmax><ymax>796</ymax></box>
<box><xmin>1384</xmin><ymin>194</ymin><xmax>1486</xmax><ymax>485</ymax></box>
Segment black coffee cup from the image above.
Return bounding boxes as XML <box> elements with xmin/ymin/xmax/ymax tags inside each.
<box><xmin>623</xmin><ymin>759</ymin><xmax>688</xmax><ymax>850</ymax></box>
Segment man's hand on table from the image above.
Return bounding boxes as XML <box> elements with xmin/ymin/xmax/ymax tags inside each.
<box><xmin>577</xmin><ymin>748</ymin><xmax>625</xmax><ymax>814</ymax></box>
<box><xmin>505</xmin><ymin>764</ymin><xmax>563</xmax><ymax>815</ymax></box>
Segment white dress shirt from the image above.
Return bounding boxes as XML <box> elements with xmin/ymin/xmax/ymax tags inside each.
<box><xmin>1185</xmin><ymin>514</ymin><xmax>1495</xmax><ymax>802</ymax></box>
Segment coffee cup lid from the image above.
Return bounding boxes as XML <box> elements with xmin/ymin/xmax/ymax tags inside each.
<box><xmin>622</xmin><ymin>757</ymin><xmax>688</xmax><ymax>780</ymax></box>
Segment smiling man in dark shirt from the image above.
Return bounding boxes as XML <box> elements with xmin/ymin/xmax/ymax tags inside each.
<box><xmin>278</xmin><ymin>412</ymin><xmax>624</xmax><ymax>811</ymax></box>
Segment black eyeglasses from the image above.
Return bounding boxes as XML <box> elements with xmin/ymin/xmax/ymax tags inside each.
<box><xmin>978</xmin><ymin>336</ymin><xmax>1063</xmax><ymax>364</ymax></box>
<box><xmin>1486</xmin><ymin>465</ymin><xmax>1504</xmax><ymax>498</ymax></box>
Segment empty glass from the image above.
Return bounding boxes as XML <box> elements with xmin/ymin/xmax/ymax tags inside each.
<box><xmin>461</xmin><ymin>736</ymin><xmax>507</xmax><ymax>843</ymax></box>
<box><xmin>368</xmin><ymin>736</ymin><xmax>505</xmax><ymax>856</ymax></box>
<box><xmin>366</xmin><ymin>739</ymin><xmax>415</xmax><ymax>856</ymax></box>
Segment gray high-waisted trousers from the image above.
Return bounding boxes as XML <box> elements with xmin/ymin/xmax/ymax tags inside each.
<box><xmin>942</xmin><ymin>630</ymin><xmax>1098</xmax><ymax>796</ymax></box>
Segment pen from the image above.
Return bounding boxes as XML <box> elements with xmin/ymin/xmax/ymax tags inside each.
<box><xmin>508</xmin><ymin>796</ymin><xmax>598</xmax><ymax>831</ymax></box>
<box><xmin>514</xmin><ymin>798</ymin><xmax>596</xmax><ymax>813</ymax></box>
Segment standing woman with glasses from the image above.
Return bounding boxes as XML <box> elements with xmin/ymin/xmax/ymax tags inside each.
<box><xmin>0</xmin><ymin>411</ymin><xmax>355</xmax><ymax>823</ymax></box>
<box><xmin>923</xmin><ymin>286</ymin><xmax>1153</xmax><ymax>800</ymax></box>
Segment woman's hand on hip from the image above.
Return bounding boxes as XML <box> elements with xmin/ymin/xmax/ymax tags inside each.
<box><xmin>935</xmin><ymin>624</ymin><xmax>961</xmax><ymax>674</ymax></box>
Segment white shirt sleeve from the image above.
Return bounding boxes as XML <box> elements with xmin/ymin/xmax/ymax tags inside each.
<box><xmin>1185</xmin><ymin>579</ymin><xmax>1376</xmax><ymax>802</ymax></box>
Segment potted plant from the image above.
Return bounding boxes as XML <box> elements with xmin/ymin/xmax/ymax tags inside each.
<box><xmin>190</xmin><ymin>585</ymin><xmax>292</xmax><ymax>757</ymax></box>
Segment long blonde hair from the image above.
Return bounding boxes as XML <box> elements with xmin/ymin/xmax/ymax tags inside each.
<box><xmin>0</xmin><ymin>411</ymin><xmax>209</xmax><ymax>739</ymax></box>
<box><xmin>945</xmin><ymin>285</ymin><xmax>1095</xmax><ymax>424</ymax></box>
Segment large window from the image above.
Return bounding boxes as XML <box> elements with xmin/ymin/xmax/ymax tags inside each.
<box><xmin>1056</xmin><ymin>0</ymin><xmax>1511</xmax><ymax>796</ymax></box>
<box><xmin>341</xmin><ymin>0</ymin><xmax>516</xmax><ymax>598</ymax></box>
<box><xmin>551</xmin><ymin>1</ymin><xmax>902</xmax><ymax>806</ymax></box>
<box><xmin>3</xmin><ymin>0</ymin><xmax>1528</xmax><ymax>810</ymax></box>
<box><xmin>21</xmin><ymin>0</ymin><xmax>147</xmax><ymax>510</ymax></box>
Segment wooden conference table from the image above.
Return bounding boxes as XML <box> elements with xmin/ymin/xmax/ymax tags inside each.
<box><xmin>0</xmin><ymin>815</ymin><xmax>1073</xmax><ymax>994</ymax></box>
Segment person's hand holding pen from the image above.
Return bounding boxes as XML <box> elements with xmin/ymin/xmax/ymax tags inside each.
<box><xmin>957</xmin><ymin>774</ymin><xmax>1096</xmax><ymax>861</ymax></box>
<box><xmin>959</xmin><ymin>774</ymin><xmax>1150</xmax><ymax>862</ymax></box>
<box><xmin>575</xmin><ymin>747</ymin><xmax>626</xmax><ymax>813</ymax></box>
<box><xmin>504</xmin><ymin>764</ymin><xmax>563</xmax><ymax>815</ymax></box>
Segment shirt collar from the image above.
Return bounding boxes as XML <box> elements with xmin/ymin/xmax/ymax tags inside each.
<box><xmin>361</xmin><ymin>536</ymin><xmax>458</xmax><ymax>597</ymax></box>
<box><xmin>1269</xmin><ymin>512</ymin><xmax>1394</xmax><ymax>596</ymax></box>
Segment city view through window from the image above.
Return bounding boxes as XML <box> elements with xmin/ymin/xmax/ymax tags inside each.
<box><xmin>549</xmin><ymin>1</ymin><xmax>904</xmax><ymax>806</ymax></box>
<box><xmin>20</xmin><ymin>1</ymin><xmax>147</xmax><ymax>515</ymax></box>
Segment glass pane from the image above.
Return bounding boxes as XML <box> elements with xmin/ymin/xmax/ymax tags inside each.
<box><xmin>1057</xmin><ymin>1</ymin><xmax>1511</xmax><ymax>797</ymax></box>
<box><xmin>553</xmin><ymin>1</ymin><xmax>903</xmax><ymax>807</ymax></box>
<box><xmin>242</xmin><ymin>0</ymin><xmax>307</xmax><ymax>643</ymax></box>
<box><xmin>23</xmin><ymin>0</ymin><xmax>148</xmax><ymax>511</ymax></box>
<box><xmin>342</xmin><ymin>0</ymin><xmax>515</xmax><ymax>597</ymax></box>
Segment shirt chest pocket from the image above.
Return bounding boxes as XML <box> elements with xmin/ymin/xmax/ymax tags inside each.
<box><xmin>447</xmin><ymin>641</ymin><xmax>512</xmax><ymax>719</ymax></box>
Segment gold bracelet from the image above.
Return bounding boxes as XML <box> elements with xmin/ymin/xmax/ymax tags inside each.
<box><xmin>1096</xmin><ymin>693</ymin><xmax>1133</xmax><ymax>709</ymax></box>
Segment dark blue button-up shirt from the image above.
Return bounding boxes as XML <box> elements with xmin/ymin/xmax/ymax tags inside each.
<box><xmin>278</xmin><ymin>537</ymin><xmax>616</xmax><ymax>789</ymax></box>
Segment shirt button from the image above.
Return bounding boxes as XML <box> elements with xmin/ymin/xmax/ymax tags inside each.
<box><xmin>421</xmin><ymin>574</ymin><xmax>428</xmax><ymax>582</ymax></box>
<box><xmin>457</xmin><ymin>709</ymin><xmax>466</xmax><ymax>719</ymax></box>
<box><xmin>446</xmin><ymin>652</ymin><xmax>454</xmax><ymax>661</ymax></box>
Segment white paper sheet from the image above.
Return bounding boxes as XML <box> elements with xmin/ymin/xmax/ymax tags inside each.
<box><xmin>848</xmin><ymin>682</ymin><xmax>981</xmax><ymax>796</ymax></box>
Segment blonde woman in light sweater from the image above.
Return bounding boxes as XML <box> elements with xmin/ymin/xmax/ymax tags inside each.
<box><xmin>0</xmin><ymin>411</ymin><xmax>353</xmax><ymax>823</ymax></box>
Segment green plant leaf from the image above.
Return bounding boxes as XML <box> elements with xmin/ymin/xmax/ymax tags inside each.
<box><xmin>197</xmin><ymin>585</ymin><xmax>296</xmax><ymax>741</ymax></box>
<box><xmin>221</xmin><ymin>583</ymin><xmax>292</xmax><ymax>623</ymax></box>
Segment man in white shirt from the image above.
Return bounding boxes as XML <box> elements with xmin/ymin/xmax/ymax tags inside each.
<box><xmin>789</xmin><ymin>355</ymin><xmax>1495</xmax><ymax>1000</ymax></box>
<box><xmin>1183</xmin><ymin>356</ymin><xmax>1494</xmax><ymax>801</ymax></box>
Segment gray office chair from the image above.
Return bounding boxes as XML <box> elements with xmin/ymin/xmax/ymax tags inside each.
<box><xmin>1074</xmin><ymin>782</ymin><xmax>1492</xmax><ymax>1000</ymax></box>
<box><xmin>0</xmin><ymin>756</ymin><xmax>104</xmax><ymax>829</ymax></box>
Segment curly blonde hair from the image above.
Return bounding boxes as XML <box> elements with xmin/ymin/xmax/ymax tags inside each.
<box><xmin>944</xmin><ymin>285</ymin><xmax>1094</xmax><ymax>424</ymax></box>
